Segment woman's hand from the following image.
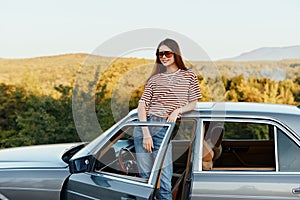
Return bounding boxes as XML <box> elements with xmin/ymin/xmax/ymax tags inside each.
<box><xmin>167</xmin><ymin>108</ymin><xmax>181</xmax><ymax>122</ymax></box>
<box><xmin>142</xmin><ymin>128</ymin><xmax>153</xmax><ymax>153</ymax></box>
<box><xmin>138</xmin><ymin>102</ymin><xmax>153</xmax><ymax>153</ymax></box>
<box><xmin>167</xmin><ymin>101</ymin><xmax>197</xmax><ymax>122</ymax></box>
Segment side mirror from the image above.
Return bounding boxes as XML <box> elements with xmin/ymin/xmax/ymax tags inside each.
<box><xmin>69</xmin><ymin>155</ymin><xmax>95</xmax><ymax>174</ymax></box>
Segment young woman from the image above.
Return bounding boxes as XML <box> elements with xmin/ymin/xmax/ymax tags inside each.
<box><xmin>134</xmin><ymin>38</ymin><xmax>202</xmax><ymax>199</ymax></box>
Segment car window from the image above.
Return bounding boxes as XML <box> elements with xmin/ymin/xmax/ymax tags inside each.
<box><xmin>202</xmin><ymin>121</ymin><xmax>275</xmax><ymax>171</ymax></box>
<box><xmin>171</xmin><ymin>120</ymin><xmax>197</xmax><ymax>172</ymax></box>
<box><xmin>94</xmin><ymin>124</ymin><xmax>171</xmax><ymax>180</ymax></box>
<box><xmin>277</xmin><ymin>128</ymin><xmax>300</xmax><ymax>171</ymax></box>
<box><xmin>94</xmin><ymin>125</ymin><xmax>137</xmax><ymax>177</ymax></box>
<box><xmin>172</xmin><ymin>119</ymin><xmax>196</xmax><ymax>140</ymax></box>
<box><xmin>223</xmin><ymin>122</ymin><xmax>272</xmax><ymax>140</ymax></box>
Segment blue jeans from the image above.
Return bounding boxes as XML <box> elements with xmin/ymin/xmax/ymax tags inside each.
<box><xmin>134</xmin><ymin>115</ymin><xmax>173</xmax><ymax>200</ymax></box>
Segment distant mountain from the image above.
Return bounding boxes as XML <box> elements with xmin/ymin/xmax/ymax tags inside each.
<box><xmin>222</xmin><ymin>45</ymin><xmax>300</xmax><ymax>61</ymax></box>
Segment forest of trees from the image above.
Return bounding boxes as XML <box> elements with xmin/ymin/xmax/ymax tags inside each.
<box><xmin>0</xmin><ymin>54</ymin><xmax>300</xmax><ymax>148</ymax></box>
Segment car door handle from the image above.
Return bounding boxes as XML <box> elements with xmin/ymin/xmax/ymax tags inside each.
<box><xmin>292</xmin><ymin>187</ymin><xmax>300</xmax><ymax>194</ymax></box>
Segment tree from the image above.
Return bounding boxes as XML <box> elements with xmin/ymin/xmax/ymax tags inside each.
<box><xmin>0</xmin><ymin>84</ymin><xmax>26</xmax><ymax>148</ymax></box>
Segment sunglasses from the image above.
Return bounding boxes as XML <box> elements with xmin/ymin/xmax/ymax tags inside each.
<box><xmin>156</xmin><ymin>51</ymin><xmax>174</xmax><ymax>59</ymax></box>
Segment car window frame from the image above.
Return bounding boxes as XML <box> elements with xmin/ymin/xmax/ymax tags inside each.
<box><xmin>194</xmin><ymin>117</ymin><xmax>300</xmax><ymax>174</ymax></box>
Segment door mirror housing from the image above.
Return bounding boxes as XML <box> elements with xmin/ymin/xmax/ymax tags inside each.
<box><xmin>69</xmin><ymin>155</ymin><xmax>95</xmax><ymax>173</ymax></box>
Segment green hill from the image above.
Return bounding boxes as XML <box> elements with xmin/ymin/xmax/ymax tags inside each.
<box><xmin>0</xmin><ymin>54</ymin><xmax>92</xmax><ymax>96</ymax></box>
<box><xmin>0</xmin><ymin>53</ymin><xmax>299</xmax><ymax>97</ymax></box>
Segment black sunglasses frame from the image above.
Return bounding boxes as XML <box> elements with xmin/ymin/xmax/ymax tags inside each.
<box><xmin>156</xmin><ymin>51</ymin><xmax>174</xmax><ymax>58</ymax></box>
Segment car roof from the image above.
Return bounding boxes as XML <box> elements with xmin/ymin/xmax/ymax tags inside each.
<box><xmin>194</xmin><ymin>102</ymin><xmax>300</xmax><ymax>116</ymax></box>
<box><xmin>128</xmin><ymin>102</ymin><xmax>300</xmax><ymax>118</ymax></box>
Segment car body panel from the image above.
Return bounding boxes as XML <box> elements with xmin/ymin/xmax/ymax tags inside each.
<box><xmin>65</xmin><ymin>173</ymin><xmax>154</xmax><ymax>200</ymax></box>
<box><xmin>0</xmin><ymin>143</ymin><xmax>83</xmax><ymax>169</ymax></box>
<box><xmin>0</xmin><ymin>168</ymin><xmax>70</xmax><ymax>200</ymax></box>
<box><xmin>0</xmin><ymin>143</ymin><xmax>84</xmax><ymax>200</ymax></box>
<box><xmin>191</xmin><ymin>173</ymin><xmax>300</xmax><ymax>200</ymax></box>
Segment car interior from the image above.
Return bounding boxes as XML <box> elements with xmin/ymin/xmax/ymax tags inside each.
<box><xmin>202</xmin><ymin>121</ymin><xmax>276</xmax><ymax>171</ymax></box>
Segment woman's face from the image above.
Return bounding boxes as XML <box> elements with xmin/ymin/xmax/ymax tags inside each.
<box><xmin>158</xmin><ymin>45</ymin><xmax>175</xmax><ymax>67</ymax></box>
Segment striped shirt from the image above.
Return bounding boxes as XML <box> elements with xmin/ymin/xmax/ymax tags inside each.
<box><xmin>141</xmin><ymin>69</ymin><xmax>202</xmax><ymax>118</ymax></box>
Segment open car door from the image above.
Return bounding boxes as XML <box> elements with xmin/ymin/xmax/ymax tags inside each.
<box><xmin>65</xmin><ymin>121</ymin><xmax>175</xmax><ymax>200</ymax></box>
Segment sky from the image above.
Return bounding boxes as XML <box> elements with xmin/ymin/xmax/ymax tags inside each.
<box><xmin>1</xmin><ymin>0</ymin><xmax>300</xmax><ymax>61</ymax></box>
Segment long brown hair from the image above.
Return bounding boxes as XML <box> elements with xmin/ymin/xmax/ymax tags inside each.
<box><xmin>150</xmin><ymin>38</ymin><xmax>188</xmax><ymax>78</ymax></box>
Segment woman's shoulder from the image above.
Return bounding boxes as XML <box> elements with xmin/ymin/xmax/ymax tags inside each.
<box><xmin>147</xmin><ymin>73</ymin><xmax>161</xmax><ymax>83</ymax></box>
<box><xmin>180</xmin><ymin>69</ymin><xmax>197</xmax><ymax>77</ymax></box>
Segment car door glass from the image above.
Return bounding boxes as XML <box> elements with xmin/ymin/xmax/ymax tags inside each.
<box><xmin>94</xmin><ymin>125</ymin><xmax>137</xmax><ymax>177</ymax></box>
<box><xmin>172</xmin><ymin>119</ymin><xmax>196</xmax><ymax>175</ymax></box>
<box><xmin>94</xmin><ymin>124</ymin><xmax>172</xmax><ymax>181</ymax></box>
<box><xmin>277</xmin><ymin>129</ymin><xmax>300</xmax><ymax>171</ymax></box>
<box><xmin>172</xmin><ymin>120</ymin><xmax>196</xmax><ymax>172</ymax></box>
<box><xmin>202</xmin><ymin>121</ymin><xmax>275</xmax><ymax>171</ymax></box>
<box><xmin>172</xmin><ymin>119</ymin><xmax>196</xmax><ymax>140</ymax></box>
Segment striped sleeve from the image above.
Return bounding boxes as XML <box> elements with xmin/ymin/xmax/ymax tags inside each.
<box><xmin>140</xmin><ymin>79</ymin><xmax>154</xmax><ymax>108</ymax></box>
<box><xmin>188</xmin><ymin>70</ymin><xmax>202</xmax><ymax>101</ymax></box>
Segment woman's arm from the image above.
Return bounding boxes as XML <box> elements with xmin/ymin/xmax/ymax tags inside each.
<box><xmin>167</xmin><ymin>100</ymin><xmax>198</xmax><ymax>122</ymax></box>
<box><xmin>138</xmin><ymin>101</ymin><xmax>154</xmax><ymax>153</ymax></box>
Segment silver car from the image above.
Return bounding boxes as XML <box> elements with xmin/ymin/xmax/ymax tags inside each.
<box><xmin>1</xmin><ymin>102</ymin><xmax>300</xmax><ymax>200</ymax></box>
